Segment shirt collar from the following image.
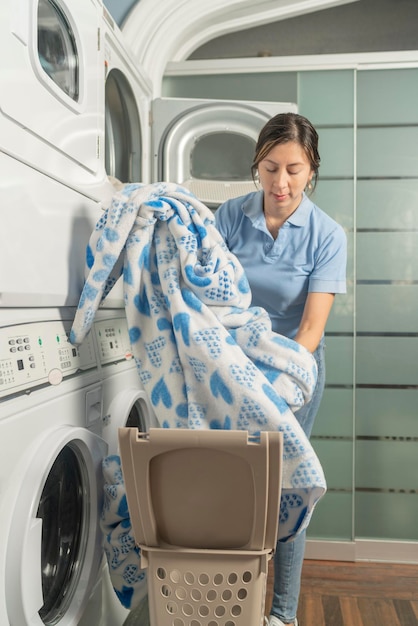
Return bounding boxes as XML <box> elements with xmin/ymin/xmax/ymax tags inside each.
<box><xmin>287</xmin><ymin>193</ymin><xmax>313</xmax><ymax>227</ymax></box>
<box><xmin>242</xmin><ymin>191</ymin><xmax>264</xmax><ymax>222</ymax></box>
<box><xmin>242</xmin><ymin>191</ymin><xmax>313</xmax><ymax>228</ymax></box>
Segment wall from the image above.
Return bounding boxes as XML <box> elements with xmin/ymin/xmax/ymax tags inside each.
<box><xmin>189</xmin><ymin>0</ymin><xmax>418</xmax><ymax>58</ymax></box>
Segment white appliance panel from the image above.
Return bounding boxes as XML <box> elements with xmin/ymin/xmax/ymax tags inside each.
<box><xmin>0</xmin><ymin>318</ymin><xmax>96</xmax><ymax>399</ymax></box>
<box><xmin>0</xmin><ymin>0</ymin><xmax>102</xmax><ymax>184</ymax></box>
<box><xmin>0</xmin><ymin>153</ymin><xmax>101</xmax><ymax>307</ymax></box>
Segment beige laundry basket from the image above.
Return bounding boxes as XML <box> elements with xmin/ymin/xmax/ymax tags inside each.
<box><xmin>119</xmin><ymin>428</ymin><xmax>283</xmax><ymax>626</ymax></box>
<box><xmin>140</xmin><ymin>546</ymin><xmax>271</xmax><ymax>626</ymax></box>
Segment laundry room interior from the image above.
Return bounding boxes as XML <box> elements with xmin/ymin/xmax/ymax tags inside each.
<box><xmin>0</xmin><ymin>1</ymin><xmax>417</xmax><ymax>625</ymax></box>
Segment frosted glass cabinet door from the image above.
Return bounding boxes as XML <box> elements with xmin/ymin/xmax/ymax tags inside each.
<box><xmin>308</xmin><ymin>492</ymin><xmax>353</xmax><ymax>540</ymax></box>
<box><xmin>357</xmin><ymin>68</ymin><xmax>418</xmax><ymax>125</ymax></box>
<box><xmin>299</xmin><ymin>70</ymin><xmax>354</xmax><ymax>125</ymax></box>
<box><xmin>357</xmin><ymin>284</ymin><xmax>418</xmax><ymax>333</ymax></box>
<box><xmin>357</xmin><ymin>233</ymin><xmax>418</xmax><ymax>281</ymax></box>
<box><xmin>312</xmin><ymin>180</ymin><xmax>354</xmax><ymax>230</ymax></box>
<box><xmin>357</xmin><ymin>127</ymin><xmax>418</xmax><ymax>178</ymax></box>
<box><xmin>356</xmin><ymin>492</ymin><xmax>418</xmax><ymax>541</ymax></box>
<box><xmin>314</xmin><ymin>440</ymin><xmax>353</xmax><ymax>490</ymax></box>
<box><xmin>357</xmin><ymin>179</ymin><xmax>418</xmax><ymax>230</ymax></box>
<box><xmin>326</xmin><ymin>283</ymin><xmax>354</xmax><ymax>333</ymax></box>
<box><xmin>312</xmin><ymin>388</ymin><xmax>353</xmax><ymax>438</ymax></box>
<box><xmin>356</xmin><ymin>337</ymin><xmax>418</xmax><ymax>386</ymax></box>
<box><xmin>356</xmin><ymin>440</ymin><xmax>417</xmax><ymax>491</ymax></box>
<box><xmin>324</xmin><ymin>337</ymin><xmax>354</xmax><ymax>386</ymax></box>
<box><xmin>318</xmin><ymin>128</ymin><xmax>354</xmax><ymax>178</ymax></box>
<box><xmin>356</xmin><ymin>388</ymin><xmax>418</xmax><ymax>438</ymax></box>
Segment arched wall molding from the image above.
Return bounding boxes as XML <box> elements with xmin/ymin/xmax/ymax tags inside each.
<box><xmin>121</xmin><ymin>0</ymin><xmax>359</xmax><ymax>96</ymax></box>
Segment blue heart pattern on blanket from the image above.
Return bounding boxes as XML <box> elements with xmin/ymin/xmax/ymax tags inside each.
<box><xmin>210</xmin><ymin>370</ymin><xmax>234</xmax><ymax>404</ymax></box>
<box><xmin>151</xmin><ymin>377</ymin><xmax>172</xmax><ymax>409</ymax></box>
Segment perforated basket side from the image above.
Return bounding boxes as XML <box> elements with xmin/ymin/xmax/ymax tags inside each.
<box><xmin>143</xmin><ymin>547</ymin><xmax>272</xmax><ymax>626</ymax></box>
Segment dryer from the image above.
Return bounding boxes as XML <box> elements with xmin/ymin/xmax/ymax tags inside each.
<box><xmin>102</xmin><ymin>6</ymin><xmax>153</xmax><ymax>186</ymax></box>
<box><xmin>98</xmin><ymin>8</ymin><xmax>154</xmax><ymax>311</ymax></box>
<box><xmin>0</xmin><ymin>310</ymin><xmax>107</xmax><ymax>626</ymax></box>
<box><xmin>0</xmin><ymin>0</ymin><xmax>107</xmax><ymax>309</ymax></box>
<box><xmin>0</xmin><ymin>0</ymin><xmax>102</xmax><ymax>188</ymax></box>
<box><xmin>151</xmin><ymin>97</ymin><xmax>298</xmax><ymax>209</ymax></box>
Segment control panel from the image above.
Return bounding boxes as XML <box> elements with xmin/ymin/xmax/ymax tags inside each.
<box><xmin>0</xmin><ymin>320</ymin><xmax>96</xmax><ymax>399</ymax></box>
<box><xmin>94</xmin><ymin>318</ymin><xmax>133</xmax><ymax>365</ymax></box>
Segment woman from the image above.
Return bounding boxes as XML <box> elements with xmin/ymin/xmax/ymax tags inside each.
<box><xmin>215</xmin><ymin>112</ymin><xmax>347</xmax><ymax>626</ymax></box>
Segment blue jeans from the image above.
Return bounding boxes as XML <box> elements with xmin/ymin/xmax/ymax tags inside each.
<box><xmin>270</xmin><ymin>340</ymin><xmax>326</xmax><ymax>624</ymax></box>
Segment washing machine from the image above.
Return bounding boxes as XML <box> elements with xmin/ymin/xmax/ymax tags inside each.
<box><xmin>0</xmin><ymin>309</ymin><xmax>107</xmax><ymax>626</ymax></box>
<box><xmin>94</xmin><ymin>313</ymin><xmax>158</xmax><ymax>456</ymax></box>
<box><xmin>151</xmin><ymin>97</ymin><xmax>298</xmax><ymax>208</ymax></box>
<box><xmin>91</xmin><ymin>311</ymin><xmax>158</xmax><ymax>625</ymax></box>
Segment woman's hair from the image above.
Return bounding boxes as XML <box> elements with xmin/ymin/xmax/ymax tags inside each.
<box><xmin>252</xmin><ymin>112</ymin><xmax>321</xmax><ymax>191</ymax></box>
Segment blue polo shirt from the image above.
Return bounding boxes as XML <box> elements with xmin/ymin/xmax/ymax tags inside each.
<box><xmin>215</xmin><ymin>190</ymin><xmax>347</xmax><ymax>339</ymax></box>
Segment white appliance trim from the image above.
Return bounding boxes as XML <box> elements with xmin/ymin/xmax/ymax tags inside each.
<box><xmin>165</xmin><ymin>50</ymin><xmax>418</xmax><ymax>76</ymax></box>
<box><xmin>121</xmin><ymin>0</ymin><xmax>359</xmax><ymax>96</ymax></box>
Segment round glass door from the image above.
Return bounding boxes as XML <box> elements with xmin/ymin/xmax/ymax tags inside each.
<box><xmin>191</xmin><ymin>132</ymin><xmax>255</xmax><ymax>181</ymax></box>
<box><xmin>105</xmin><ymin>69</ymin><xmax>142</xmax><ymax>183</ymax></box>
<box><xmin>126</xmin><ymin>397</ymin><xmax>148</xmax><ymax>432</ymax></box>
<box><xmin>103</xmin><ymin>388</ymin><xmax>155</xmax><ymax>455</ymax></box>
<box><xmin>37</xmin><ymin>444</ymin><xmax>88</xmax><ymax>624</ymax></box>
<box><xmin>37</xmin><ymin>0</ymin><xmax>79</xmax><ymax>101</ymax></box>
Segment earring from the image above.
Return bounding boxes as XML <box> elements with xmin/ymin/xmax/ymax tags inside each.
<box><xmin>306</xmin><ymin>181</ymin><xmax>313</xmax><ymax>192</ymax></box>
<box><xmin>254</xmin><ymin>171</ymin><xmax>260</xmax><ymax>184</ymax></box>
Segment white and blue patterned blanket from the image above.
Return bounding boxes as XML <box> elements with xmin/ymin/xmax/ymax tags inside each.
<box><xmin>70</xmin><ymin>182</ymin><xmax>326</xmax><ymax>608</ymax></box>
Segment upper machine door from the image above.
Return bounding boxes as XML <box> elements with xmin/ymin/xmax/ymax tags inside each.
<box><xmin>102</xmin><ymin>9</ymin><xmax>153</xmax><ymax>186</ymax></box>
<box><xmin>105</xmin><ymin>66</ymin><xmax>142</xmax><ymax>184</ymax></box>
<box><xmin>152</xmin><ymin>97</ymin><xmax>298</xmax><ymax>209</ymax></box>
<box><xmin>0</xmin><ymin>0</ymin><xmax>101</xmax><ymax>185</ymax></box>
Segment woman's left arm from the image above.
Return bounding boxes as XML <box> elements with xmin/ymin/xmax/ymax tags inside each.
<box><xmin>295</xmin><ymin>292</ymin><xmax>335</xmax><ymax>353</ymax></box>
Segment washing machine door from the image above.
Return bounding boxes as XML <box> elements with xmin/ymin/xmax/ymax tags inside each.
<box><xmin>103</xmin><ymin>388</ymin><xmax>158</xmax><ymax>456</ymax></box>
<box><xmin>152</xmin><ymin>97</ymin><xmax>298</xmax><ymax>208</ymax></box>
<box><xmin>5</xmin><ymin>426</ymin><xmax>107</xmax><ymax>626</ymax></box>
<box><xmin>103</xmin><ymin>10</ymin><xmax>152</xmax><ymax>186</ymax></box>
<box><xmin>105</xmin><ymin>68</ymin><xmax>142</xmax><ymax>184</ymax></box>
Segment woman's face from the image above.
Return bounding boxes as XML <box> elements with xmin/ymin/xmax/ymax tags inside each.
<box><xmin>258</xmin><ymin>140</ymin><xmax>313</xmax><ymax>215</ymax></box>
